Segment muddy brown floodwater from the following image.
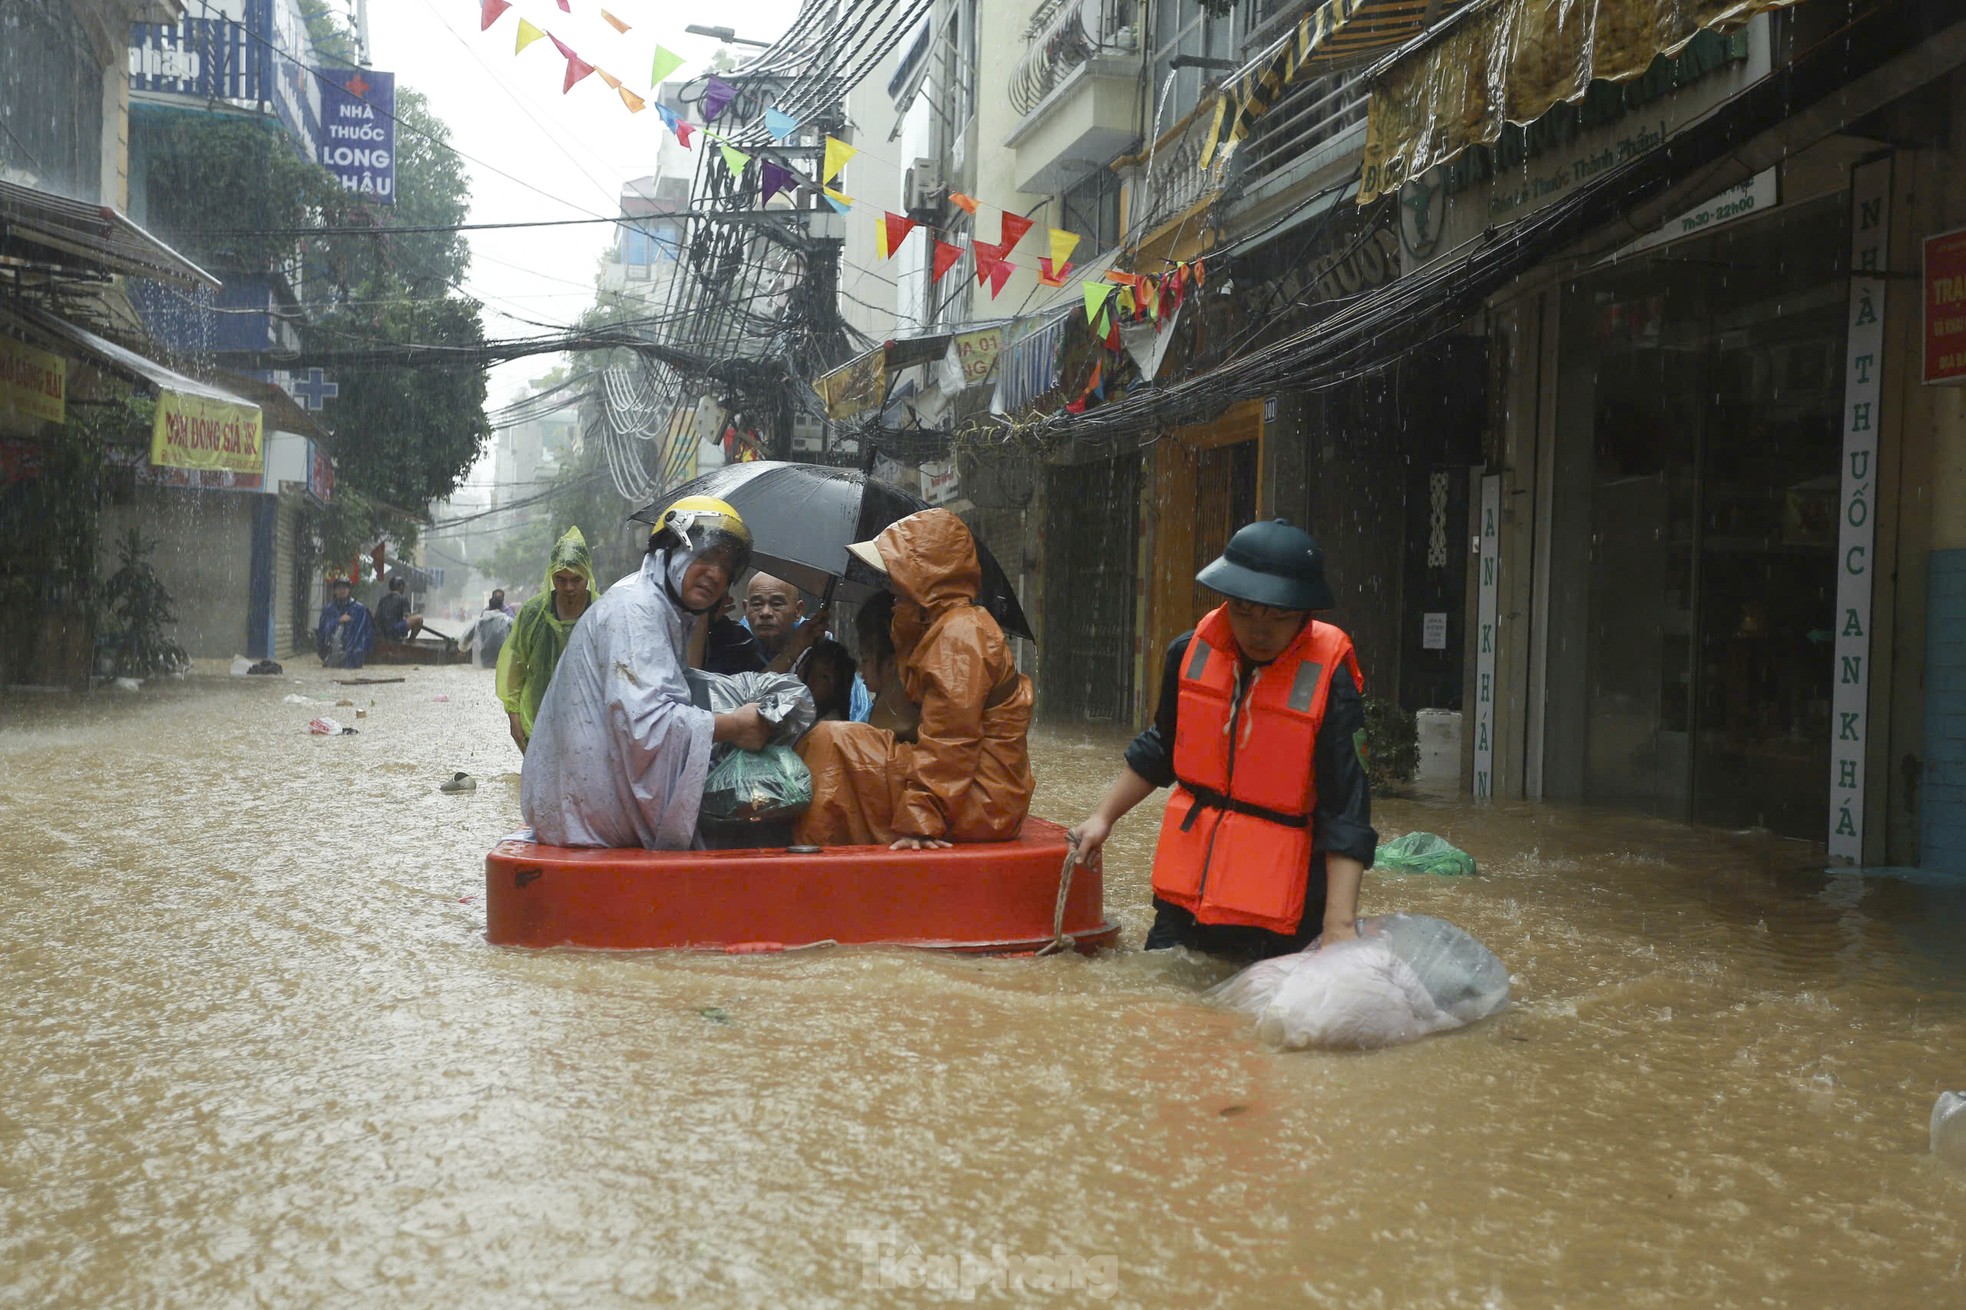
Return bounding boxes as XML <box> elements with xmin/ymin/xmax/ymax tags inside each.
<box><xmin>2</xmin><ymin>664</ymin><xmax>1963</xmax><ymax>1306</ymax></box>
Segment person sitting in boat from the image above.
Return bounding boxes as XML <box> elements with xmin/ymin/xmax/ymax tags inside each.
<box><xmin>375</xmin><ymin>576</ymin><xmax>424</xmax><ymax>643</ymax></box>
<box><xmin>520</xmin><ymin>497</ymin><xmax>773</xmax><ymax>849</ymax></box>
<box><xmin>853</xmin><ymin>593</ymin><xmax>914</xmax><ymax>737</ymax></box>
<box><xmin>799</xmin><ymin>639</ymin><xmax>858</xmax><ymax>722</ymax></box>
<box><xmin>315</xmin><ymin>576</ymin><xmax>375</xmax><ymax>670</ymax></box>
<box><xmin>695</xmin><ymin>591</ymin><xmax>768</xmax><ymax>675</ymax></box>
<box><xmin>793</xmin><ymin>509</ymin><xmax>1033</xmax><ymax>851</ymax></box>
<box><xmin>1067</xmin><ymin>519</ymin><xmax>1375</xmax><ymax>961</ymax></box>
<box><xmin>497</xmin><ymin>525</ymin><xmax>599</xmax><ymax>754</ymax></box>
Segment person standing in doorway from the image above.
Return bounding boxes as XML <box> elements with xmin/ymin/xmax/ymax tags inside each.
<box><xmin>1069</xmin><ymin>519</ymin><xmax>1375</xmax><ymax>959</ymax></box>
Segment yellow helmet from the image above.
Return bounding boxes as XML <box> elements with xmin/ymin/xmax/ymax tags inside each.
<box><xmin>650</xmin><ymin>494</ymin><xmax>752</xmax><ymax>575</ymax></box>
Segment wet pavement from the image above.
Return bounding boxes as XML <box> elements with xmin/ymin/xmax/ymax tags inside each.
<box><xmin>2</xmin><ymin>663</ymin><xmax>1963</xmax><ymax>1306</ymax></box>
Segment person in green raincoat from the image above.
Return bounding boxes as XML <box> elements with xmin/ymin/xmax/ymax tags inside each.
<box><xmin>497</xmin><ymin>526</ymin><xmax>600</xmax><ymax>753</ymax></box>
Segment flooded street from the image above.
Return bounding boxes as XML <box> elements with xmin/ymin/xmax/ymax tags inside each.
<box><xmin>3</xmin><ymin>664</ymin><xmax>1963</xmax><ymax>1307</ymax></box>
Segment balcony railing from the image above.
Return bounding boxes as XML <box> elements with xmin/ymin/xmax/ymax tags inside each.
<box><xmin>1008</xmin><ymin>0</ymin><xmax>1142</xmax><ymax>117</ymax></box>
<box><xmin>1124</xmin><ymin>96</ymin><xmax>1231</xmax><ymax>245</ymax></box>
<box><xmin>1237</xmin><ymin>68</ymin><xmax>1369</xmax><ymax>186</ymax></box>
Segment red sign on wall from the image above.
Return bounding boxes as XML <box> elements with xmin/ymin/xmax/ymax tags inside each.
<box><xmin>1924</xmin><ymin>226</ymin><xmax>1966</xmax><ymax>385</ymax></box>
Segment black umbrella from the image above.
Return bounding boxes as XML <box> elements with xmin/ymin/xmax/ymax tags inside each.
<box><xmin>629</xmin><ymin>461</ymin><xmax>1034</xmax><ymax>641</ymax></box>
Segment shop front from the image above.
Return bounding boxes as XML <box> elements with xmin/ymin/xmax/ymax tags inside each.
<box><xmin>1537</xmin><ymin>194</ymin><xmax>1849</xmax><ymax>836</ymax></box>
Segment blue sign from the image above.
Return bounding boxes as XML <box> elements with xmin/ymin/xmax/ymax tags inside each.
<box><xmin>316</xmin><ymin>68</ymin><xmax>395</xmax><ymax>204</ymax></box>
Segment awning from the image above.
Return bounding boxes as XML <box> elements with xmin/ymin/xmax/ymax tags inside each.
<box><xmin>1358</xmin><ymin>0</ymin><xmax>1801</xmax><ymax>202</ymax></box>
<box><xmin>15</xmin><ymin>306</ymin><xmax>264</xmax><ymax>477</ymax></box>
<box><xmin>0</xmin><ymin>178</ymin><xmax>220</xmax><ymax>289</ymax></box>
<box><xmin>1201</xmin><ymin>0</ymin><xmax>1478</xmax><ymax>167</ymax></box>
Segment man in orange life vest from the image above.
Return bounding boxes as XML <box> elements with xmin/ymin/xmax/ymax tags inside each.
<box><xmin>1070</xmin><ymin>519</ymin><xmax>1375</xmax><ymax>959</ymax></box>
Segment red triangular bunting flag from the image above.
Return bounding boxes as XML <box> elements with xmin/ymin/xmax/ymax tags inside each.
<box><xmin>674</xmin><ymin>120</ymin><xmax>695</xmax><ymax>148</ymax></box>
<box><xmin>480</xmin><ymin>0</ymin><xmax>511</xmax><ymax>30</ymax></box>
<box><xmin>999</xmin><ymin>211</ymin><xmax>1033</xmax><ymax>252</ymax></box>
<box><xmin>971</xmin><ymin>239</ymin><xmax>1007</xmax><ymax>287</ymax></box>
<box><xmin>1038</xmin><ymin>257</ymin><xmax>1073</xmax><ymax>288</ymax></box>
<box><xmin>932</xmin><ymin>241</ymin><xmax>962</xmax><ymax>283</ymax></box>
<box><xmin>984</xmin><ymin>259</ymin><xmax>1013</xmax><ymax>298</ymax></box>
<box><xmin>555</xmin><ymin>0</ymin><xmax>569</xmax><ymax>9</ymax></box>
<box><xmin>562</xmin><ymin>52</ymin><xmax>595</xmax><ymax>93</ymax></box>
<box><xmin>880</xmin><ymin>212</ymin><xmax>917</xmax><ymax>260</ymax></box>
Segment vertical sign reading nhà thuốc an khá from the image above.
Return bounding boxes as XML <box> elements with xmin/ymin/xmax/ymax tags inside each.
<box><xmin>1474</xmin><ymin>474</ymin><xmax>1501</xmax><ymax>801</ymax></box>
<box><xmin>316</xmin><ymin>68</ymin><xmax>395</xmax><ymax>203</ymax></box>
<box><xmin>1830</xmin><ymin>158</ymin><xmax>1891</xmax><ymax>863</ymax></box>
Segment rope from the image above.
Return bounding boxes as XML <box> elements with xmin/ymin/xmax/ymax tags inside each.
<box><xmin>1035</xmin><ymin>837</ymin><xmax>1079</xmax><ymax>957</ymax></box>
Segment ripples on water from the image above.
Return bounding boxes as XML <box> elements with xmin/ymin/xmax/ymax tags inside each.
<box><xmin>2</xmin><ymin>667</ymin><xmax>1962</xmax><ymax>1306</ymax></box>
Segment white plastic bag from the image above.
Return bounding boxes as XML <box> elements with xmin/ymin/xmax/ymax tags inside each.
<box><xmin>1210</xmin><ymin>914</ymin><xmax>1510</xmax><ymax>1051</ymax></box>
<box><xmin>1933</xmin><ymin>1090</ymin><xmax>1966</xmax><ymax>1166</ymax></box>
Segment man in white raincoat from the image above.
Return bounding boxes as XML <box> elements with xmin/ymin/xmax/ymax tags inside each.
<box><xmin>521</xmin><ymin>496</ymin><xmax>772</xmax><ymax>848</ymax></box>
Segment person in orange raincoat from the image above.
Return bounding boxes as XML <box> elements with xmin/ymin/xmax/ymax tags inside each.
<box><xmin>793</xmin><ymin>508</ymin><xmax>1034</xmax><ymax>851</ymax></box>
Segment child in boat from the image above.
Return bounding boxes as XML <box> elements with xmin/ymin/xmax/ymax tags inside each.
<box><xmin>793</xmin><ymin>509</ymin><xmax>1033</xmax><ymax>851</ymax></box>
<box><xmin>800</xmin><ymin>639</ymin><xmax>858</xmax><ymax>722</ymax></box>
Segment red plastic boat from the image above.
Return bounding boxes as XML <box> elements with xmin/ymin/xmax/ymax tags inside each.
<box><xmin>484</xmin><ymin>816</ymin><xmax>1119</xmax><ymax>954</ymax></box>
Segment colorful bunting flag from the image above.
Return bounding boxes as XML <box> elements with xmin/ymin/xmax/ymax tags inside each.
<box><xmin>702</xmin><ymin>77</ymin><xmax>737</xmax><ymax>122</ymax></box>
<box><xmin>674</xmin><ymin>119</ymin><xmax>695</xmax><ymax>148</ymax></box>
<box><xmin>1083</xmin><ymin>280</ymin><xmax>1116</xmax><ymax>329</ymax></box>
<box><xmin>765</xmin><ymin>108</ymin><xmax>799</xmax><ymax>140</ymax></box>
<box><xmin>562</xmin><ymin>51</ymin><xmax>595</xmax><ymax>92</ymax></box>
<box><xmin>948</xmin><ymin>192</ymin><xmax>979</xmax><ymax>215</ymax></box>
<box><xmin>555</xmin><ymin>0</ymin><xmax>569</xmax><ymax>10</ymax></box>
<box><xmin>480</xmin><ymin>0</ymin><xmax>511</xmax><ymax>31</ymax></box>
<box><xmin>1037</xmin><ymin>257</ymin><xmax>1073</xmax><ymax>288</ymax></box>
<box><xmin>877</xmin><ymin>212</ymin><xmax>916</xmax><ymax>260</ymax></box>
<box><xmin>718</xmin><ymin>141</ymin><xmax>751</xmax><ymax>180</ymax></box>
<box><xmin>649</xmin><ymin>45</ymin><xmax>686</xmax><ymax>88</ymax></box>
<box><xmin>982</xmin><ymin>259</ymin><xmax>1013</xmax><ymax>298</ymax></box>
<box><xmin>823</xmin><ymin>187</ymin><xmax>853</xmax><ymax>214</ymax></box>
<box><xmin>822</xmin><ymin>136</ymin><xmax>858</xmax><ymax>184</ymax></box>
<box><xmin>618</xmin><ymin>86</ymin><xmax>645</xmax><ymax>113</ymax></box>
<box><xmin>1048</xmin><ymin>228</ymin><xmax>1080</xmax><ymax>270</ymax></box>
<box><xmin>597</xmin><ymin>68</ymin><xmax>622</xmax><ymax>90</ymax></box>
<box><xmin>760</xmin><ymin>161</ymin><xmax>794</xmax><ymax>205</ymax></box>
<box><xmin>971</xmin><ymin>239</ymin><xmax>1008</xmax><ymax>287</ymax></box>
<box><xmin>998</xmin><ymin>212</ymin><xmax>1033</xmax><ymax>251</ymax></box>
<box><xmin>600</xmin><ymin>8</ymin><xmax>630</xmax><ymax>33</ymax></box>
<box><xmin>932</xmin><ymin>240</ymin><xmax>962</xmax><ymax>283</ymax></box>
<box><xmin>515</xmin><ymin>17</ymin><xmax>546</xmax><ymax>53</ymax></box>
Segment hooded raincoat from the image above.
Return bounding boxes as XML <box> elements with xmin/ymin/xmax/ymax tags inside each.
<box><xmin>519</xmin><ymin>548</ymin><xmax>717</xmax><ymax>849</ymax></box>
<box><xmin>497</xmin><ymin>526</ymin><xmax>600</xmax><ymax>741</ymax></box>
<box><xmin>793</xmin><ymin>509</ymin><xmax>1034</xmax><ymax>846</ymax></box>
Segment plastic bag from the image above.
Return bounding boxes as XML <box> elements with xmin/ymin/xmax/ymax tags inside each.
<box><xmin>1934</xmin><ymin>1091</ymin><xmax>1966</xmax><ymax>1167</ymax></box>
<box><xmin>1375</xmin><ymin>831</ymin><xmax>1478</xmax><ymax>877</ymax></box>
<box><xmin>700</xmin><ymin>743</ymin><xmax>813</xmax><ymax>826</ymax></box>
<box><xmin>307</xmin><ymin>717</ymin><xmax>357</xmax><ymax>736</ymax></box>
<box><xmin>685</xmin><ymin>669</ymin><xmax>817</xmax><ymax>748</ymax></box>
<box><xmin>1209</xmin><ymin>914</ymin><xmax>1509</xmax><ymax>1051</ymax></box>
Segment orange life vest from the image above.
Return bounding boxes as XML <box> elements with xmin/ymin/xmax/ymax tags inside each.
<box><xmin>1150</xmin><ymin>605</ymin><xmax>1362</xmax><ymax>935</ymax></box>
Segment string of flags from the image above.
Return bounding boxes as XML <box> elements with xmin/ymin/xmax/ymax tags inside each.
<box><xmin>472</xmin><ymin>0</ymin><xmax>1208</xmax><ymax>376</ymax></box>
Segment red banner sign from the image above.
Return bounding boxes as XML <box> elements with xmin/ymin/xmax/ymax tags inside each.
<box><xmin>1924</xmin><ymin>225</ymin><xmax>1966</xmax><ymax>385</ymax></box>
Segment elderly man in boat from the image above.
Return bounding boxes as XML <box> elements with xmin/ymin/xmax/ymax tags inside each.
<box><xmin>520</xmin><ymin>497</ymin><xmax>773</xmax><ymax>849</ymax></box>
<box><xmin>793</xmin><ymin>508</ymin><xmax>1034</xmax><ymax>851</ymax></box>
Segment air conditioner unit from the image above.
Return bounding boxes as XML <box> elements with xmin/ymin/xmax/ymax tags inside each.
<box><xmin>904</xmin><ymin>158</ymin><xmax>942</xmax><ymax>213</ymax></box>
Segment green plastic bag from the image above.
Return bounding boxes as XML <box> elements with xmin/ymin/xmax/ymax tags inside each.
<box><xmin>1374</xmin><ymin>831</ymin><xmax>1478</xmax><ymax>877</ymax></box>
<box><xmin>701</xmin><ymin>743</ymin><xmax>813</xmax><ymax>826</ymax></box>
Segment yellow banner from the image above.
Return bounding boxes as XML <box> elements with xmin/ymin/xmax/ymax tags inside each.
<box><xmin>150</xmin><ymin>389</ymin><xmax>264</xmax><ymax>475</ymax></box>
<box><xmin>0</xmin><ymin>336</ymin><xmax>66</xmax><ymax>425</ymax></box>
<box><xmin>814</xmin><ymin>348</ymin><xmax>887</xmax><ymax>419</ymax></box>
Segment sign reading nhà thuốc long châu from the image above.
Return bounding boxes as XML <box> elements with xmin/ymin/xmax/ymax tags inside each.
<box><xmin>316</xmin><ymin>68</ymin><xmax>396</xmax><ymax>203</ymax></box>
